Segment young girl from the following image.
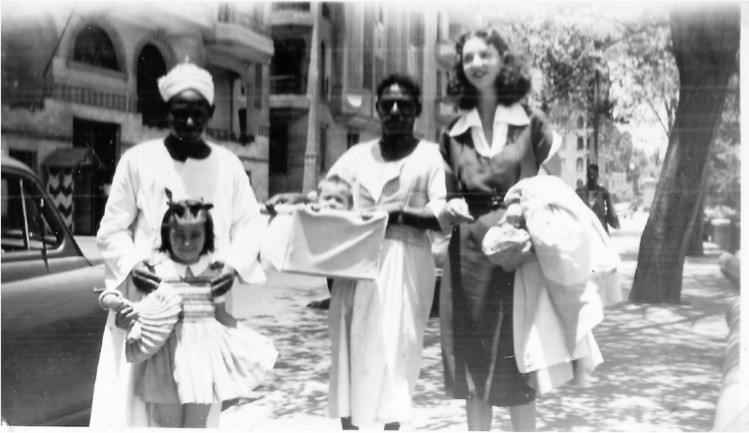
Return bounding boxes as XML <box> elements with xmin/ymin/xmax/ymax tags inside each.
<box><xmin>104</xmin><ymin>194</ymin><xmax>278</xmax><ymax>428</ymax></box>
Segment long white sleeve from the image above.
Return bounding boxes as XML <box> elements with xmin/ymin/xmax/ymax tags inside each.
<box><xmin>96</xmin><ymin>151</ymin><xmax>148</xmax><ymax>290</ymax></box>
<box><xmin>221</xmin><ymin>156</ymin><xmax>266</xmax><ymax>284</ymax></box>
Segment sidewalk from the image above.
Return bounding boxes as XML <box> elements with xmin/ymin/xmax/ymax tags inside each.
<box><xmin>220</xmin><ymin>211</ymin><xmax>738</xmax><ymax>431</ymax></box>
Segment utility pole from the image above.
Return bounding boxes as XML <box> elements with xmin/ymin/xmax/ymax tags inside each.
<box><xmin>592</xmin><ymin>68</ymin><xmax>600</xmax><ymax>165</ymax></box>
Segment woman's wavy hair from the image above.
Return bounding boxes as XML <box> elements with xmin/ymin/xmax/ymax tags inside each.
<box><xmin>447</xmin><ymin>28</ymin><xmax>532</xmax><ymax>110</ymax></box>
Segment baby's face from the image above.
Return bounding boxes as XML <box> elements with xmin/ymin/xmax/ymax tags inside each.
<box><xmin>168</xmin><ymin>221</ymin><xmax>206</xmax><ymax>264</ymax></box>
<box><xmin>318</xmin><ymin>184</ymin><xmax>352</xmax><ymax>210</ymax></box>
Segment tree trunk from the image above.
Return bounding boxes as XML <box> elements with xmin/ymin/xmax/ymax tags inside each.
<box><xmin>629</xmin><ymin>4</ymin><xmax>739</xmax><ymax>303</ymax></box>
<box><xmin>686</xmin><ymin>188</ymin><xmax>705</xmax><ymax>256</ymax></box>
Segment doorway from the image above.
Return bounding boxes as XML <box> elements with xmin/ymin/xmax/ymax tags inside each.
<box><xmin>72</xmin><ymin>118</ymin><xmax>119</xmax><ymax>235</ymax></box>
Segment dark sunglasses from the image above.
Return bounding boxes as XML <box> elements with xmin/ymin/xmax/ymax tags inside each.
<box><xmin>378</xmin><ymin>99</ymin><xmax>417</xmax><ymax>114</ymax></box>
<box><xmin>170</xmin><ymin>107</ymin><xmax>211</xmax><ymax>121</ymax></box>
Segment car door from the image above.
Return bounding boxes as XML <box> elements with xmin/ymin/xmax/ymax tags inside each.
<box><xmin>1</xmin><ymin>167</ymin><xmax>106</xmax><ymax>426</ymax></box>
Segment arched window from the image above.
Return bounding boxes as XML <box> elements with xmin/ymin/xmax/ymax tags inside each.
<box><xmin>137</xmin><ymin>44</ymin><xmax>167</xmax><ymax>128</ymax></box>
<box><xmin>73</xmin><ymin>25</ymin><xmax>119</xmax><ymax>71</ymax></box>
<box><xmin>577</xmin><ymin>136</ymin><xmax>584</xmax><ymax>150</ymax></box>
<box><xmin>576</xmin><ymin>157</ymin><xmax>584</xmax><ymax>172</ymax></box>
<box><xmin>577</xmin><ymin>115</ymin><xmax>584</xmax><ymax>129</ymax></box>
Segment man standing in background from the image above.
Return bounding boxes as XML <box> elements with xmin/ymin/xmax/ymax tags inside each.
<box><xmin>576</xmin><ymin>163</ymin><xmax>620</xmax><ymax>234</ymax></box>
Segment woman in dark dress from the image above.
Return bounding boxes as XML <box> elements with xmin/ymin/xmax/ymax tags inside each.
<box><xmin>438</xmin><ymin>28</ymin><xmax>557</xmax><ymax>431</ymax></box>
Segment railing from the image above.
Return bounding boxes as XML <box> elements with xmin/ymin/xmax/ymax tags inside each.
<box><xmin>217</xmin><ymin>3</ymin><xmax>270</xmax><ymax>37</ymax></box>
<box><xmin>48</xmin><ymin>82</ymin><xmax>136</xmax><ymax>112</ymax></box>
<box><xmin>206</xmin><ymin>127</ymin><xmax>252</xmax><ymax>145</ymax></box>
<box><xmin>272</xmin><ymin>2</ymin><xmax>310</xmax><ymax>12</ymax></box>
<box><xmin>270</xmin><ymin>75</ymin><xmax>306</xmax><ymax>95</ymax></box>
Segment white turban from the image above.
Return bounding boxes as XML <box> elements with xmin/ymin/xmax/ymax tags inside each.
<box><xmin>158</xmin><ymin>63</ymin><xmax>214</xmax><ymax>104</ymax></box>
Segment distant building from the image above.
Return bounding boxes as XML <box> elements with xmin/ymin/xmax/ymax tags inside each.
<box><xmin>607</xmin><ymin>171</ymin><xmax>628</xmax><ymax>201</ymax></box>
<box><xmin>556</xmin><ymin>114</ymin><xmax>593</xmax><ymax>189</ymax></box>
<box><xmin>2</xmin><ymin>2</ymin><xmax>273</xmax><ymax>234</ymax></box>
<box><xmin>267</xmin><ymin>3</ymin><xmax>480</xmax><ymax>196</ymax></box>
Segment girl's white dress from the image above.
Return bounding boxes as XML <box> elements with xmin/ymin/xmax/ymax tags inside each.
<box><xmin>91</xmin><ymin>140</ymin><xmax>267</xmax><ymax>427</ymax></box>
<box><xmin>325</xmin><ymin>140</ymin><xmax>447</xmax><ymax>426</ymax></box>
<box><xmin>134</xmin><ymin>254</ymin><xmax>278</xmax><ymax>405</ymax></box>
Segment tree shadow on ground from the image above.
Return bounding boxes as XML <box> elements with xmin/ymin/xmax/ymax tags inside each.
<box><xmin>236</xmin><ymin>245</ymin><xmax>735</xmax><ymax>431</ymax></box>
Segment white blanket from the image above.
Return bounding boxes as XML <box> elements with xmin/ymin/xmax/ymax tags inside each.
<box><xmin>504</xmin><ymin>176</ymin><xmax>622</xmax><ymax>393</ymax></box>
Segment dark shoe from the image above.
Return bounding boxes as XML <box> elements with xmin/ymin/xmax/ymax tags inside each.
<box><xmin>341</xmin><ymin>416</ymin><xmax>359</xmax><ymax>430</ymax></box>
<box><xmin>307</xmin><ymin>298</ymin><xmax>331</xmax><ymax>310</ymax></box>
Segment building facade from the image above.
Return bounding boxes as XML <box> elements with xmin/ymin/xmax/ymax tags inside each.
<box><xmin>2</xmin><ymin>2</ymin><xmax>492</xmax><ymax>234</ymax></box>
<box><xmin>556</xmin><ymin>114</ymin><xmax>594</xmax><ymax>189</ymax></box>
<box><xmin>266</xmin><ymin>2</ymin><xmax>479</xmax><ymax>196</ymax></box>
<box><xmin>1</xmin><ymin>2</ymin><xmax>273</xmax><ymax>234</ymax></box>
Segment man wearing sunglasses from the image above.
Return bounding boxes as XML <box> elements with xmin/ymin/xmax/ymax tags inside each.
<box><xmin>324</xmin><ymin>74</ymin><xmax>447</xmax><ymax>430</ymax></box>
<box><xmin>91</xmin><ymin>62</ymin><xmax>266</xmax><ymax>428</ymax></box>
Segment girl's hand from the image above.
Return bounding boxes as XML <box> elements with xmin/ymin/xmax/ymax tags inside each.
<box><xmin>442</xmin><ymin>198</ymin><xmax>474</xmax><ymax>226</ymax></box>
<box><xmin>114</xmin><ymin>305</ymin><xmax>139</xmax><ymax>330</ymax></box>
<box><xmin>130</xmin><ymin>260</ymin><xmax>160</xmax><ymax>293</ymax></box>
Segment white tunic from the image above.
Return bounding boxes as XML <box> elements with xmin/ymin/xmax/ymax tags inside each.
<box><xmin>326</xmin><ymin>140</ymin><xmax>446</xmax><ymax>427</ymax></box>
<box><xmin>90</xmin><ymin>139</ymin><xmax>266</xmax><ymax>427</ymax></box>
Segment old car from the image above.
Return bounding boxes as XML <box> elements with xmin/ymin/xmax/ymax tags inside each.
<box><xmin>1</xmin><ymin>155</ymin><xmax>107</xmax><ymax>426</ymax></box>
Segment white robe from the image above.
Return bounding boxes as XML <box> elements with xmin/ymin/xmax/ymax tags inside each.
<box><xmin>89</xmin><ymin>139</ymin><xmax>266</xmax><ymax>427</ymax></box>
<box><xmin>326</xmin><ymin>140</ymin><xmax>447</xmax><ymax>427</ymax></box>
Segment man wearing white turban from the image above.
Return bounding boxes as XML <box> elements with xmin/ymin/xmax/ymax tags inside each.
<box><xmin>90</xmin><ymin>62</ymin><xmax>267</xmax><ymax>428</ymax></box>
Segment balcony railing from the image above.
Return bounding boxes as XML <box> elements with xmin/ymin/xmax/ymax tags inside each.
<box><xmin>47</xmin><ymin>83</ymin><xmax>136</xmax><ymax>112</ymax></box>
<box><xmin>272</xmin><ymin>2</ymin><xmax>310</xmax><ymax>12</ymax></box>
<box><xmin>270</xmin><ymin>75</ymin><xmax>306</xmax><ymax>95</ymax></box>
<box><xmin>217</xmin><ymin>4</ymin><xmax>270</xmax><ymax>37</ymax></box>
<box><xmin>206</xmin><ymin>127</ymin><xmax>252</xmax><ymax>145</ymax></box>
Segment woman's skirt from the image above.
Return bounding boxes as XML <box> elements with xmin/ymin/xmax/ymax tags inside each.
<box><xmin>135</xmin><ymin>280</ymin><xmax>278</xmax><ymax>404</ymax></box>
<box><xmin>440</xmin><ymin>207</ymin><xmax>537</xmax><ymax>407</ymax></box>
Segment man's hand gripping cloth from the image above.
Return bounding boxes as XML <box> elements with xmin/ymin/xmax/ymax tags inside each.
<box><xmin>503</xmin><ymin>176</ymin><xmax>622</xmax><ymax>392</ymax></box>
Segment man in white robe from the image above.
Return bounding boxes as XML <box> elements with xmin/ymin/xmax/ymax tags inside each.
<box><xmin>89</xmin><ymin>62</ymin><xmax>266</xmax><ymax>428</ymax></box>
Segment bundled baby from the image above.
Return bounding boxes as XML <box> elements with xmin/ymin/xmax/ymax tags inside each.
<box><xmin>481</xmin><ymin>201</ymin><xmax>535</xmax><ymax>272</ymax></box>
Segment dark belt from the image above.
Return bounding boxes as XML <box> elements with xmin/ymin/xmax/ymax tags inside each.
<box><xmin>462</xmin><ymin>193</ymin><xmax>506</xmax><ymax>210</ymax></box>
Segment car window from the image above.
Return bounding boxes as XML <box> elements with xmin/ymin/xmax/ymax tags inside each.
<box><xmin>1</xmin><ymin>173</ymin><xmax>63</xmax><ymax>253</ymax></box>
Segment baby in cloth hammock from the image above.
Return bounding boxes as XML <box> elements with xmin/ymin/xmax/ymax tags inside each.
<box><xmin>266</xmin><ymin>174</ymin><xmax>354</xmax><ymax>214</ymax></box>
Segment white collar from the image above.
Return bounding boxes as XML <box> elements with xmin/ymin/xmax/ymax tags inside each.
<box><xmin>171</xmin><ymin>255</ymin><xmax>212</xmax><ymax>278</ymax></box>
<box><xmin>449</xmin><ymin>103</ymin><xmax>530</xmax><ymax>137</ymax></box>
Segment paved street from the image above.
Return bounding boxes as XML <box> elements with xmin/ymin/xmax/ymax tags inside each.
<box><xmin>219</xmin><ymin>212</ymin><xmax>738</xmax><ymax>431</ymax></box>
